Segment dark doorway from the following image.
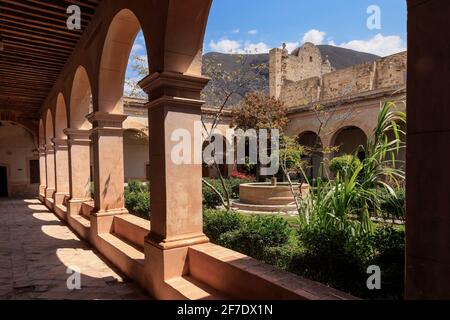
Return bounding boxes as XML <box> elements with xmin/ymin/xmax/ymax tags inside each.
<box><xmin>29</xmin><ymin>160</ymin><xmax>40</xmax><ymax>184</ymax></box>
<box><xmin>0</xmin><ymin>166</ymin><xmax>8</xmax><ymax>197</ymax></box>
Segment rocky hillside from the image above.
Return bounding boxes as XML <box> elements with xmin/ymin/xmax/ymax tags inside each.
<box><xmin>316</xmin><ymin>45</ymin><xmax>379</xmax><ymax>70</ymax></box>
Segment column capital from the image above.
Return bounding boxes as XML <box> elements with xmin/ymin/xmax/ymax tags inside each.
<box><xmin>64</xmin><ymin>128</ymin><xmax>91</xmax><ymax>145</ymax></box>
<box><xmin>51</xmin><ymin>138</ymin><xmax>68</xmax><ymax>150</ymax></box>
<box><xmin>87</xmin><ymin>112</ymin><xmax>127</xmax><ymax>128</ymax></box>
<box><xmin>138</xmin><ymin>71</ymin><xmax>209</xmax><ymax>108</ymax></box>
<box><xmin>44</xmin><ymin>144</ymin><xmax>55</xmax><ymax>153</ymax></box>
<box><xmin>38</xmin><ymin>147</ymin><xmax>46</xmax><ymax>155</ymax></box>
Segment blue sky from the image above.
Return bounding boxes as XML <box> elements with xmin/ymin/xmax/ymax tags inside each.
<box><xmin>126</xmin><ymin>0</ymin><xmax>407</xmax><ymax>91</ymax></box>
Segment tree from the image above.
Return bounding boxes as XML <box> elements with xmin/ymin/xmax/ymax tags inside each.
<box><xmin>279</xmin><ymin>136</ymin><xmax>309</xmax><ymax>213</ymax></box>
<box><xmin>231</xmin><ymin>92</ymin><xmax>288</xmax><ymax>181</ymax></box>
<box><xmin>201</xmin><ymin>53</ymin><xmax>269</xmax><ymax>210</ymax></box>
<box><xmin>231</xmin><ymin>92</ymin><xmax>288</xmax><ymax>132</ymax></box>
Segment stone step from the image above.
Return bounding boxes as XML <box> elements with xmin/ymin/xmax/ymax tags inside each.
<box><xmin>54</xmin><ymin>204</ymin><xmax>67</xmax><ymax>221</ymax></box>
<box><xmin>166</xmin><ymin>276</ymin><xmax>229</xmax><ymax>300</ymax></box>
<box><xmin>100</xmin><ymin>233</ymin><xmax>145</xmax><ymax>262</ymax></box>
<box><xmin>69</xmin><ymin>214</ymin><xmax>91</xmax><ymax>241</ymax></box>
<box><xmin>97</xmin><ymin>233</ymin><xmax>146</xmax><ymax>289</ymax></box>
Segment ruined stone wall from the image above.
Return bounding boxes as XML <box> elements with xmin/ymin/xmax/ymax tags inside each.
<box><xmin>269</xmin><ymin>43</ymin><xmax>327</xmax><ymax>99</ymax></box>
<box><xmin>375</xmin><ymin>52</ymin><xmax>407</xmax><ymax>88</ymax></box>
<box><xmin>284</xmin><ymin>43</ymin><xmax>323</xmax><ymax>82</ymax></box>
<box><xmin>269</xmin><ymin>49</ymin><xmax>284</xmax><ymax>99</ymax></box>
<box><xmin>280</xmin><ymin>77</ymin><xmax>321</xmax><ymax>108</ymax></box>
<box><xmin>279</xmin><ymin>51</ymin><xmax>407</xmax><ymax>108</ymax></box>
<box><xmin>321</xmin><ymin>62</ymin><xmax>375</xmax><ymax>101</ymax></box>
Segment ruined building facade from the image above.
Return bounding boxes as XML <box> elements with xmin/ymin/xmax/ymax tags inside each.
<box><xmin>270</xmin><ymin>43</ymin><xmax>407</xmax><ymax>178</ymax></box>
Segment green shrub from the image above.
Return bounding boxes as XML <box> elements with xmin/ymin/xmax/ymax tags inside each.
<box><xmin>329</xmin><ymin>155</ymin><xmax>362</xmax><ymax>176</ymax></box>
<box><xmin>218</xmin><ymin>215</ymin><xmax>292</xmax><ymax>260</ymax></box>
<box><xmin>125</xmin><ymin>181</ymin><xmax>150</xmax><ymax>219</ymax></box>
<box><xmin>202</xmin><ymin>178</ymin><xmax>254</xmax><ymax>208</ymax></box>
<box><xmin>126</xmin><ymin>180</ymin><xmax>149</xmax><ymax>193</ymax></box>
<box><xmin>262</xmin><ymin>244</ymin><xmax>300</xmax><ymax>271</ymax></box>
<box><xmin>367</xmin><ymin>226</ymin><xmax>405</xmax><ymax>300</ymax></box>
<box><xmin>202</xmin><ymin>179</ymin><xmax>225</xmax><ymax>208</ymax></box>
<box><xmin>292</xmin><ymin>224</ymin><xmax>404</xmax><ymax>299</ymax></box>
<box><xmin>203</xmin><ymin>209</ymin><xmax>242</xmax><ymax>243</ymax></box>
<box><xmin>377</xmin><ymin>188</ymin><xmax>405</xmax><ymax>220</ymax></box>
<box><xmin>293</xmin><ymin>226</ymin><xmax>372</xmax><ymax>296</ymax></box>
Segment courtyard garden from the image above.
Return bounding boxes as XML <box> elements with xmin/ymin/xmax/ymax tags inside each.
<box><xmin>123</xmin><ymin>99</ymin><xmax>406</xmax><ymax>300</ymax></box>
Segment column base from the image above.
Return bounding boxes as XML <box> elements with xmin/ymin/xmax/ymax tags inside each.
<box><xmin>39</xmin><ymin>185</ymin><xmax>46</xmax><ymax>197</ymax></box>
<box><xmin>143</xmin><ymin>233</ymin><xmax>209</xmax><ymax>299</ymax></box>
<box><xmin>67</xmin><ymin>198</ymin><xmax>92</xmax><ymax>216</ymax></box>
<box><xmin>45</xmin><ymin>188</ymin><xmax>55</xmax><ymax>199</ymax></box>
<box><xmin>53</xmin><ymin>192</ymin><xmax>69</xmax><ymax>207</ymax></box>
<box><xmin>44</xmin><ymin>188</ymin><xmax>55</xmax><ymax>209</ymax></box>
<box><xmin>91</xmin><ymin>208</ymin><xmax>129</xmax><ymax>235</ymax></box>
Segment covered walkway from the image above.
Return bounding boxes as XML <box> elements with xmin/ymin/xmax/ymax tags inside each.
<box><xmin>0</xmin><ymin>198</ymin><xmax>148</xmax><ymax>300</ymax></box>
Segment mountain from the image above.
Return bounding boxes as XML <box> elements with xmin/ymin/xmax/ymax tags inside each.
<box><xmin>316</xmin><ymin>45</ymin><xmax>380</xmax><ymax>70</ymax></box>
<box><xmin>202</xmin><ymin>52</ymin><xmax>270</xmax><ymax>108</ymax></box>
<box><xmin>201</xmin><ymin>46</ymin><xmax>380</xmax><ymax>108</ymax></box>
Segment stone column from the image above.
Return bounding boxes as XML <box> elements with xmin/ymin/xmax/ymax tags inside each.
<box><xmin>405</xmin><ymin>0</ymin><xmax>450</xmax><ymax>299</ymax></box>
<box><xmin>87</xmin><ymin>112</ymin><xmax>128</xmax><ymax>234</ymax></box>
<box><xmin>139</xmin><ymin>72</ymin><xmax>210</xmax><ymax>297</ymax></box>
<box><xmin>65</xmin><ymin>129</ymin><xmax>92</xmax><ymax>216</ymax></box>
<box><xmin>52</xmin><ymin>138</ymin><xmax>70</xmax><ymax>206</ymax></box>
<box><xmin>44</xmin><ymin>144</ymin><xmax>56</xmax><ymax>200</ymax></box>
<box><xmin>38</xmin><ymin>147</ymin><xmax>47</xmax><ymax>200</ymax></box>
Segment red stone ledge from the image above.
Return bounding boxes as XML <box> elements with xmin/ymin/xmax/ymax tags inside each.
<box><xmin>188</xmin><ymin>243</ymin><xmax>357</xmax><ymax>300</ymax></box>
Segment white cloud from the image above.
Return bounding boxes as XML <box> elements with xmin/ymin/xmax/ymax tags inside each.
<box><xmin>232</xmin><ymin>29</ymin><xmax>240</xmax><ymax>34</ymax></box>
<box><xmin>209</xmin><ymin>39</ymin><xmax>242</xmax><ymax>53</ymax></box>
<box><xmin>337</xmin><ymin>34</ymin><xmax>406</xmax><ymax>57</ymax></box>
<box><xmin>209</xmin><ymin>38</ymin><xmax>270</xmax><ymax>54</ymax></box>
<box><xmin>248</xmin><ymin>29</ymin><xmax>258</xmax><ymax>35</ymax></box>
<box><xmin>302</xmin><ymin>29</ymin><xmax>326</xmax><ymax>45</ymax></box>
<box><xmin>243</xmin><ymin>41</ymin><xmax>270</xmax><ymax>54</ymax></box>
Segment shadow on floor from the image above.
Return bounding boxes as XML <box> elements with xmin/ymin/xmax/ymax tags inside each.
<box><xmin>0</xmin><ymin>198</ymin><xmax>150</xmax><ymax>300</ymax></box>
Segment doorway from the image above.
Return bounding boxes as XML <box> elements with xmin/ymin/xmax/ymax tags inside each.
<box><xmin>0</xmin><ymin>166</ymin><xmax>8</xmax><ymax>197</ymax></box>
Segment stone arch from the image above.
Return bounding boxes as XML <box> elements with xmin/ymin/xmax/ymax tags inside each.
<box><xmin>54</xmin><ymin>94</ymin><xmax>68</xmax><ymax>139</ymax></box>
<box><xmin>45</xmin><ymin>109</ymin><xmax>54</xmax><ymax>145</ymax></box>
<box><xmin>298</xmin><ymin>131</ymin><xmax>323</xmax><ymax>149</ymax></box>
<box><xmin>98</xmin><ymin>9</ymin><xmax>145</xmax><ymax>114</ymax></box>
<box><xmin>332</xmin><ymin>126</ymin><xmax>368</xmax><ymax>160</ymax></box>
<box><xmin>70</xmin><ymin>66</ymin><xmax>93</xmax><ymax>129</ymax></box>
<box><xmin>0</xmin><ymin>111</ymin><xmax>38</xmax><ymax>142</ymax></box>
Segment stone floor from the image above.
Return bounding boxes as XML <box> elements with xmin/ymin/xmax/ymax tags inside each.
<box><xmin>0</xmin><ymin>198</ymin><xmax>150</xmax><ymax>300</ymax></box>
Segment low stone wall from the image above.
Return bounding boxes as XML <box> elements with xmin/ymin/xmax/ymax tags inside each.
<box><xmin>240</xmin><ymin>183</ymin><xmax>309</xmax><ymax>206</ymax></box>
<box><xmin>41</xmin><ymin>196</ymin><xmax>356</xmax><ymax>300</ymax></box>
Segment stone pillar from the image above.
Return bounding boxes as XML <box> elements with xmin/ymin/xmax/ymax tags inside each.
<box><xmin>139</xmin><ymin>72</ymin><xmax>210</xmax><ymax>298</ymax></box>
<box><xmin>405</xmin><ymin>0</ymin><xmax>450</xmax><ymax>299</ymax></box>
<box><xmin>52</xmin><ymin>138</ymin><xmax>70</xmax><ymax>206</ymax></box>
<box><xmin>87</xmin><ymin>112</ymin><xmax>128</xmax><ymax>234</ymax></box>
<box><xmin>65</xmin><ymin>129</ymin><xmax>92</xmax><ymax>216</ymax></box>
<box><xmin>44</xmin><ymin>144</ymin><xmax>56</xmax><ymax>200</ymax></box>
<box><xmin>38</xmin><ymin>147</ymin><xmax>47</xmax><ymax>199</ymax></box>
